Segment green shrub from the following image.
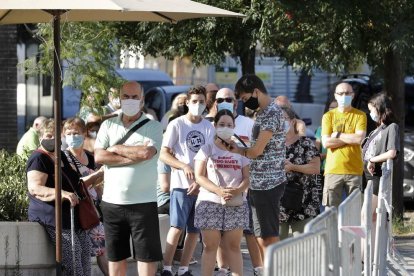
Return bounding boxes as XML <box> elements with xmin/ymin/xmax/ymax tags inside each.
<box><xmin>0</xmin><ymin>150</ymin><xmax>28</xmax><ymax>221</ymax></box>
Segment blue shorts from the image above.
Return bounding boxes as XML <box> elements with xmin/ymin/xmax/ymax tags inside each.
<box><xmin>169</xmin><ymin>188</ymin><xmax>199</xmax><ymax>233</ymax></box>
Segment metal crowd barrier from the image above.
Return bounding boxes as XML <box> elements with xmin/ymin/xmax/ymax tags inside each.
<box><xmin>304</xmin><ymin>207</ymin><xmax>340</xmax><ymax>275</ymax></box>
<box><xmin>338</xmin><ymin>189</ymin><xmax>362</xmax><ymax>275</ymax></box>
<box><xmin>362</xmin><ymin>181</ymin><xmax>373</xmax><ymax>276</ymax></box>
<box><xmin>264</xmin><ymin>229</ymin><xmax>329</xmax><ymax>276</ymax></box>
<box><xmin>372</xmin><ymin>159</ymin><xmax>410</xmax><ymax>276</ymax></box>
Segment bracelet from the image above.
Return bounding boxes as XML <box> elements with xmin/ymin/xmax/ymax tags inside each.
<box><xmin>336</xmin><ymin>132</ymin><xmax>341</xmax><ymax>138</ymax></box>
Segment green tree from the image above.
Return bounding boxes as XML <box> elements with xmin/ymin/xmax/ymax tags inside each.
<box><xmin>23</xmin><ymin>22</ymin><xmax>123</xmax><ymax>114</ymax></box>
<box><xmin>261</xmin><ymin>0</ymin><xmax>414</xmax><ymax>217</ymax></box>
<box><xmin>112</xmin><ymin>0</ymin><xmax>262</xmax><ymax>75</ymax></box>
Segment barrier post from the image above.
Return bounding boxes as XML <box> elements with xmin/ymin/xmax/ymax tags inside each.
<box><xmin>338</xmin><ymin>189</ymin><xmax>362</xmax><ymax>275</ymax></box>
<box><xmin>372</xmin><ymin>159</ymin><xmax>410</xmax><ymax>275</ymax></box>
<box><xmin>264</xmin><ymin>230</ymin><xmax>329</xmax><ymax>276</ymax></box>
<box><xmin>304</xmin><ymin>207</ymin><xmax>340</xmax><ymax>275</ymax></box>
<box><xmin>362</xmin><ymin>181</ymin><xmax>373</xmax><ymax>276</ymax></box>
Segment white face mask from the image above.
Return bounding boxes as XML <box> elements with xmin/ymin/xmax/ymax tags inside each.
<box><xmin>216</xmin><ymin>127</ymin><xmax>234</xmax><ymax>140</ymax></box>
<box><xmin>121</xmin><ymin>99</ymin><xmax>141</xmax><ymax>117</ymax></box>
<box><xmin>188</xmin><ymin>103</ymin><xmax>206</xmax><ymax>116</ymax></box>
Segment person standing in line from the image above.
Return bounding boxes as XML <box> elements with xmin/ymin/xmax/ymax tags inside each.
<box><xmin>160</xmin><ymin>85</ymin><xmax>215</xmax><ymax>276</ymax></box>
<box><xmin>62</xmin><ymin>117</ymin><xmax>108</xmax><ymax>275</ymax></box>
<box><xmin>321</xmin><ymin>82</ymin><xmax>367</xmax><ymax>208</ymax></box>
<box><xmin>228</xmin><ymin>74</ymin><xmax>287</xmax><ymax>261</ymax></box>
<box><xmin>204</xmin><ymin>83</ymin><xmax>220</xmax><ymax>122</ymax></box>
<box><xmin>16</xmin><ymin>116</ymin><xmax>46</xmax><ymax>159</ymax></box>
<box><xmin>279</xmin><ymin>106</ymin><xmax>320</xmax><ymax>239</ymax></box>
<box><xmin>213</xmin><ymin>88</ymin><xmax>263</xmax><ymax>275</ymax></box>
<box><xmin>361</xmin><ymin>92</ymin><xmax>399</xmax><ymax>256</ymax></box>
<box><xmin>94</xmin><ymin>81</ymin><xmax>163</xmax><ymax>276</ymax></box>
<box><xmin>315</xmin><ymin>99</ymin><xmax>338</xmax><ymax>212</ymax></box>
<box><xmin>194</xmin><ymin>109</ymin><xmax>250</xmax><ymax>276</ymax></box>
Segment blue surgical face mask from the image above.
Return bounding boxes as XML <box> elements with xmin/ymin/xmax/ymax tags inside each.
<box><xmin>66</xmin><ymin>134</ymin><xmax>84</xmax><ymax>149</ymax></box>
<box><xmin>370</xmin><ymin>112</ymin><xmax>379</xmax><ymax>122</ymax></box>
<box><xmin>217</xmin><ymin>102</ymin><xmax>234</xmax><ymax>112</ymax></box>
<box><xmin>337</xmin><ymin>95</ymin><xmax>352</xmax><ymax>108</ymax></box>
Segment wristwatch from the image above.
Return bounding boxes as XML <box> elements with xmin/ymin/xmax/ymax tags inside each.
<box><xmin>336</xmin><ymin>132</ymin><xmax>341</xmax><ymax>138</ymax></box>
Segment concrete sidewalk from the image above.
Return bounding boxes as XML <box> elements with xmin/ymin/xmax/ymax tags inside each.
<box><xmin>393</xmin><ymin>236</ymin><xmax>414</xmax><ymax>275</ymax></box>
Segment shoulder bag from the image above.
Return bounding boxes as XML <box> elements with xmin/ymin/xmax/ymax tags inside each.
<box><xmin>281</xmin><ymin>181</ymin><xmax>304</xmax><ymax>211</ymax></box>
<box><xmin>37</xmin><ymin>149</ymin><xmax>100</xmax><ymax>230</ymax></box>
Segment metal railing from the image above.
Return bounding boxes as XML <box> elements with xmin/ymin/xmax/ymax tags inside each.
<box><xmin>338</xmin><ymin>189</ymin><xmax>362</xmax><ymax>275</ymax></box>
<box><xmin>362</xmin><ymin>181</ymin><xmax>373</xmax><ymax>276</ymax></box>
<box><xmin>304</xmin><ymin>207</ymin><xmax>340</xmax><ymax>275</ymax></box>
<box><xmin>372</xmin><ymin>159</ymin><xmax>410</xmax><ymax>276</ymax></box>
<box><xmin>264</xmin><ymin>229</ymin><xmax>329</xmax><ymax>276</ymax></box>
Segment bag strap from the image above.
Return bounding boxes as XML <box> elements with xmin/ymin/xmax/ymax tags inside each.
<box><xmin>233</xmin><ymin>133</ymin><xmax>248</xmax><ymax>148</ymax></box>
<box><xmin>65</xmin><ymin>150</ymin><xmax>82</xmax><ymax>177</ymax></box>
<box><xmin>115</xmin><ymin>118</ymin><xmax>150</xmax><ymax>145</ymax></box>
<box><xmin>36</xmin><ymin>149</ymin><xmax>82</xmax><ymax>199</ymax></box>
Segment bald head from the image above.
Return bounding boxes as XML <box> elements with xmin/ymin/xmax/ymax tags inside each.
<box><xmin>215</xmin><ymin>88</ymin><xmax>238</xmax><ymax>114</ymax></box>
<box><xmin>121</xmin><ymin>81</ymin><xmax>143</xmax><ymax>96</ymax></box>
<box><xmin>216</xmin><ymin>88</ymin><xmax>235</xmax><ymax>99</ymax></box>
<box><xmin>33</xmin><ymin>116</ymin><xmax>47</xmax><ymax>131</ymax></box>
<box><xmin>275</xmin><ymin>96</ymin><xmax>291</xmax><ymax>108</ymax></box>
<box><xmin>335</xmin><ymin>82</ymin><xmax>353</xmax><ymax>94</ymax></box>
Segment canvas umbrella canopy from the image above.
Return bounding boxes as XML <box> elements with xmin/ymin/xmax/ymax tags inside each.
<box><xmin>0</xmin><ymin>1</ymin><xmax>242</xmax><ymax>273</ymax></box>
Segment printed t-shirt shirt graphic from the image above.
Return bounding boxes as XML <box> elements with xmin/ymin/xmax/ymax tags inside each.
<box><xmin>194</xmin><ymin>143</ymin><xmax>250</xmax><ymax>204</ymax></box>
<box><xmin>249</xmin><ymin>102</ymin><xmax>286</xmax><ymax>191</ymax></box>
<box><xmin>163</xmin><ymin>116</ymin><xmax>215</xmax><ymax>189</ymax></box>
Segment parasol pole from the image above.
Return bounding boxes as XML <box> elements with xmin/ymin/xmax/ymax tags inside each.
<box><xmin>49</xmin><ymin>9</ymin><xmax>64</xmax><ymax>275</ymax></box>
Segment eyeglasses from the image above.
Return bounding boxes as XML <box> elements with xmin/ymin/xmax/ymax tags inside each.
<box><xmin>216</xmin><ymin>97</ymin><xmax>234</xmax><ymax>103</ymax></box>
<box><xmin>335</xmin><ymin>91</ymin><xmax>353</xmax><ymax>96</ymax></box>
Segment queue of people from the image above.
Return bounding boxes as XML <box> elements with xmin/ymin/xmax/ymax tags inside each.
<box><xmin>23</xmin><ymin>74</ymin><xmax>399</xmax><ymax>276</ymax></box>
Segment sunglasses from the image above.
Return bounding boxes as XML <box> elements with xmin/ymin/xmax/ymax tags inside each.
<box><xmin>335</xmin><ymin>91</ymin><xmax>353</xmax><ymax>96</ymax></box>
<box><xmin>216</xmin><ymin>97</ymin><xmax>234</xmax><ymax>103</ymax></box>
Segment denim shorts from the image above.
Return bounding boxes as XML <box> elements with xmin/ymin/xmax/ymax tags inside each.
<box><xmin>169</xmin><ymin>188</ymin><xmax>199</xmax><ymax>233</ymax></box>
<box><xmin>101</xmin><ymin>201</ymin><xmax>163</xmax><ymax>262</ymax></box>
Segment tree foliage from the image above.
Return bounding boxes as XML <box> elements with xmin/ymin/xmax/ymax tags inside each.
<box><xmin>23</xmin><ymin>22</ymin><xmax>124</xmax><ymax>113</ymax></box>
<box><xmin>112</xmin><ymin>0</ymin><xmax>262</xmax><ymax>74</ymax></box>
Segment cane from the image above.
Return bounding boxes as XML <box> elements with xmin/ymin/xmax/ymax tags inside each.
<box><xmin>70</xmin><ymin>205</ymin><xmax>76</xmax><ymax>276</ymax></box>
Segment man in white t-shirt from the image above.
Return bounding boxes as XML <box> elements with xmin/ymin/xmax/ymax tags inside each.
<box><xmin>215</xmin><ymin>88</ymin><xmax>255</xmax><ymax>146</ymax></box>
<box><xmin>214</xmin><ymin>88</ymin><xmax>263</xmax><ymax>274</ymax></box>
<box><xmin>160</xmin><ymin>85</ymin><xmax>215</xmax><ymax>276</ymax></box>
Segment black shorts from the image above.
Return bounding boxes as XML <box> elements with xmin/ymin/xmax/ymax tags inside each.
<box><xmin>362</xmin><ymin>163</ymin><xmax>381</xmax><ymax>196</ymax></box>
<box><xmin>249</xmin><ymin>183</ymin><xmax>286</xmax><ymax>238</ymax></box>
<box><xmin>101</xmin><ymin>201</ymin><xmax>163</xmax><ymax>262</ymax></box>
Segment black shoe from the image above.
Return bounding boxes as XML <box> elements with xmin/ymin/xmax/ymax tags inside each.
<box><xmin>175</xmin><ymin>271</ymin><xmax>193</xmax><ymax>276</ymax></box>
<box><xmin>161</xmin><ymin>270</ymin><xmax>174</xmax><ymax>276</ymax></box>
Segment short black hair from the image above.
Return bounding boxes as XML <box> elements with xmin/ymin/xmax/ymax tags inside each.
<box><xmin>235</xmin><ymin>74</ymin><xmax>267</xmax><ymax>98</ymax></box>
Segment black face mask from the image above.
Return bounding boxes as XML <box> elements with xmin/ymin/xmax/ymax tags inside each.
<box><xmin>244</xmin><ymin>94</ymin><xmax>259</xmax><ymax>110</ymax></box>
<box><xmin>177</xmin><ymin>105</ymin><xmax>188</xmax><ymax>115</ymax></box>
<box><xmin>41</xmin><ymin>138</ymin><xmax>55</xmax><ymax>152</ymax></box>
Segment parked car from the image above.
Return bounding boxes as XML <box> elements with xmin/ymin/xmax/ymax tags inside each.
<box><xmin>144</xmin><ymin>85</ymin><xmax>191</xmax><ymax>121</ymax></box>
<box><xmin>115</xmin><ymin>68</ymin><xmax>174</xmax><ymax>92</ymax></box>
<box><xmin>336</xmin><ymin>74</ymin><xmax>414</xmax><ymax>202</ymax></box>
